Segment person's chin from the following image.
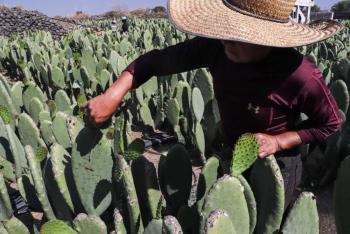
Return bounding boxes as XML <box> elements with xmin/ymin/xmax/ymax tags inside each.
<box><xmin>225</xmin><ymin>53</ymin><xmax>241</xmax><ymax>63</ymax></box>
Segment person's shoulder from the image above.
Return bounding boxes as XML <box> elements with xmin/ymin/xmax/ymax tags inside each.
<box><xmin>288</xmin><ymin>50</ymin><xmax>324</xmax><ymax>88</ymax></box>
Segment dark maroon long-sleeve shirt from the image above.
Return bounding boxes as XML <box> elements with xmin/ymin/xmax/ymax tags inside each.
<box><xmin>124</xmin><ymin>37</ymin><xmax>341</xmax><ymax>147</ymax></box>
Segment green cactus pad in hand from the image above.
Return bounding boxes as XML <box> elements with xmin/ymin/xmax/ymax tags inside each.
<box><xmin>40</xmin><ymin>220</ymin><xmax>76</xmax><ymax>234</ymax></box>
<box><xmin>0</xmin><ymin>105</ymin><xmax>11</xmax><ymax>125</ymax></box>
<box><xmin>230</xmin><ymin>133</ymin><xmax>259</xmax><ymax>176</ymax></box>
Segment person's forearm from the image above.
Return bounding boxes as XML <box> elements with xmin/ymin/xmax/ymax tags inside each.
<box><xmin>275</xmin><ymin>131</ymin><xmax>302</xmax><ymax>151</ymax></box>
<box><xmin>104</xmin><ymin>71</ymin><xmax>134</xmax><ymax>103</ymax></box>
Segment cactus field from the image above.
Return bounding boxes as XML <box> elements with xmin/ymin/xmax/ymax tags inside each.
<box><xmin>0</xmin><ymin>17</ymin><xmax>349</xmax><ymax>233</ymax></box>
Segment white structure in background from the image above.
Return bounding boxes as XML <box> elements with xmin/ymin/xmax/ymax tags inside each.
<box><xmin>290</xmin><ymin>0</ymin><xmax>315</xmax><ymax>23</ymax></box>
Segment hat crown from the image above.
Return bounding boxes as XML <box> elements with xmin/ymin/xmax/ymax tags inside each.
<box><xmin>225</xmin><ymin>0</ymin><xmax>296</xmax><ymax>22</ymax></box>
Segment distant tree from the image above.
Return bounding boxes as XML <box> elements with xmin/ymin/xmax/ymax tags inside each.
<box><xmin>311</xmin><ymin>4</ymin><xmax>321</xmax><ymax>12</ymax></box>
<box><xmin>76</xmin><ymin>10</ymin><xmax>83</xmax><ymax>15</ymax></box>
<box><xmin>331</xmin><ymin>0</ymin><xmax>350</xmax><ymax>12</ymax></box>
<box><xmin>153</xmin><ymin>6</ymin><xmax>166</xmax><ymax>13</ymax></box>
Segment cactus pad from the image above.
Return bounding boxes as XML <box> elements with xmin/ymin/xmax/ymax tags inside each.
<box><xmin>250</xmin><ymin>156</ymin><xmax>284</xmax><ymax>234</ymax></box>
<box><xmin>162</xmin><ymin>216</ymin><xmax>183</xmax><ymax>234</ymax></box>
<box><xmin>334</xmin><ymin>156</ymin><xmax>350</xmax><ymax>234</ymax></box>
<box><xmin>280</xmin><ymin>192</ymin><xmax>319</xmax><ymax>234</ymax></box>
<box><xmin>197</xmin><ymin>156</ymin><xmax>220</xmax><ymax>211</ymax></box>
<box><xmin>124</xmin><ymin>138</ymin><xmax>145</xmax><ymax>162</ymax></box>
<box><xmin>161</xmin><ymin>144</ymin><xmax>192</xmax><ymax>214</ymax></box>
<box><xmin>231</xmin><ymin>134</ymin><xmax>259</xmax><ymax>176</ymax></box>
<box><xmin>201</xmin><ymin>175</ymin><xmax>249</xmax><ymax>234</ymax></box>
<box><xmin>72</xmin><ymin>128</ymin><xmax>113</xmax><ymax>216</ymax></box>
<box><xmin>3</xmin><ymin>216</ymin><xmax>29</xmax><ymax>234</ymax></box>
<box><xmin>237</xmin><ymin>175</ymin><xmax>257</xmax><ymax>234</ymax></box>
<box><xmin>0</xmin><ymin>106</ymin><xmax>11</xmax><ymax>125</ymax></box>
<box><xmin>40</xmin><ymin>220</ymin><xmax>76</xmax><ymax>234</ymax></box>
<box><xmin>73</xmin><ymin>213</ymin><xmax>107</xmax><ymax>234</ymax></box>
<box><xmin>144</xmin><ymin>219</ymin><xmax>162</xmax><ymax>234</ymax></box>
<box><xmin>203</xmin><ymin>209</ymin><xmax>236</xmax><ymax>234</ymax></box>
<box><xmin>192</xmin><ymin>87</ymin><xmax>204</xmax><ymax>122</ymax></box>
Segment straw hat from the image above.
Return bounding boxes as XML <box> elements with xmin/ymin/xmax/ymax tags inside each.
<box><xmin>168</xmin><ymin>0</ymin><xmax>343</xmax><ymax>47</ymax></box>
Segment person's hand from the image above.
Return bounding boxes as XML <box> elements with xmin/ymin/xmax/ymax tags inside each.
<box><xmin>81</xmin><ymin>71</ymin><xmax>134</xmax><ymax>126</ymax></box>
<box><xmin>81</xmin><ymin>93</ymin><xmax>119</xmax><ymax>126</ymax></box>
<box><xmin>254</xmin><ymin>133</ymin><xmax>281</xmax><ymax>158</ymax></box>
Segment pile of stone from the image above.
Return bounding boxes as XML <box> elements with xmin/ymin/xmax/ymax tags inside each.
<box><xmin>0</xmin><ymin>6</ymin><xmax>80</xmax><ymax>39</ymax></box>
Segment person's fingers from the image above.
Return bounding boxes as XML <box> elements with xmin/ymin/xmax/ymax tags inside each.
<box><xmin>258</xmin><ymin>151</ymin><xmax>266</xmax><ymax>158</ymax></box>
<box><xmin>81</xmin><ymin>101</ymin><xmax>89</xmax><ymax>109</ymax></box>
<box><xmin>254</xmin><ymin>134</ymin><xmax>264</xmax><ymax>145</ymax></box>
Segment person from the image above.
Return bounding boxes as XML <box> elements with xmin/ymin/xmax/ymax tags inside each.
<box><xmin>82</xmin><ymin>0</ymin><xmax>342</xmax><ymax>209</ymax></box>
<box><xmin>121</xmin><ymin>16</ymin><xmax>129</xmax><ymax>34</ymax></box>
<box><xmin>111</xmin><ymin>17</ymin><xmax>117</xmax><ymax>33</ymax></box>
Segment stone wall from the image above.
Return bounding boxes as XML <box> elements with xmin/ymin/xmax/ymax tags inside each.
<box><xmin>0</xmin><ymin>6</ymin><xmax>80</xmax><ymax>39</ymax></box>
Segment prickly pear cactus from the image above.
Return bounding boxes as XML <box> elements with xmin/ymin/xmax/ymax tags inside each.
<box><xmin>160</xmin><ymin>144</ymin><xmax>192</xmax><ymax>214</ymax></box>
<box><xmin>330</xmin><ymin>79</ymin><xmax>349</xmax><ymax>115</ymax></box>
<box><xmin>0</xmin><ymin>157</ymin><xmax>15</xmax><ymax>181</ymax></box>
<box><xmin>200</xmin><ymin>175</ymin><xmax>250</xmax><ymax>234</ymax></box>
<box><xmin>10</xmin><ymin>81</ymin><xmax>24</xmax><ymax>113</ymax></box>
<box><xmin>73</xmin><ymin>213</ymin><xmax>107</xmax><ymax>234</ymax></box>
<box><xmin>0</xmin><ymin>223</ymin><xmax>7</xmax><ymax>234</ymax></box>
<box><xmin>40</xmin><ymin>220</ymin><xmax>76</xmax><ymax>234</ymax></box>
<box><xmin>50</xmin><ymin>143</ymin><xmax>75</xmax><ymax>212</ymax></box>
<box><xmin>115</xmin><ymin>154</ymin><xmax>143</xmax><ymax>234</ymax></box>
<box><xmin>51</xmin><ymin>66</ymin><xmax>66</xmax><ymax>89</ymax></box>
<box><xmin>166</xmin><ymin>98</ymin><xmax>180</xmax><ymax>127</ymax></box>
<box><xmin>3</xmin><ymin>216</ymin><xmax>30</xmax><ymax>234</ymax></box>
<box><xmin>0</xmin><ymin>80</ymin><xmax>16</xmax><ymax>118</ymax></box>
<box><xmin>237</xmin><ymin>175</ymin><xmax>256</xmax><ymax>234</ymax></box>
<box><xmin>72</xmin><ymin>128</ymin><xmax>113</xmax><ymax>216</ymax></box>
<box><xmin>17</xmin><ymin>113</ymin><xmax>42</xmax><ymax>151</ymax></box>
<box><xmin>250</xmin><ymin>156</ymin><xmax>284</xmax><ymax>234</ymax></box>
<box><xmin>192</xmin><ymin>87</ymin><xmax>204</xmax><ymax>122</ymax></box>
<box><xmin>140</xmin><ymin>104</ymin><xmax>155</xmax><ymax>129</ymax></box>
<box><xmin>40</xmin><ymin>120</ymin><xmax>56</xmax><ymax>146</ymax></box>
<box><xmin>0</xmin><ymin>105</ymin><xmax>11</xmax><ymax>125</ymax></box>
<box><xmin>280</xmin><ymin>192</ymin><xmax>319</xmax><ymax>234</ymax></box>
<box><xmin>0</xmin><ymin>172</ymin><xmax>12</xmax><ymax>220</ymax></box>
<box><xmin>144</xmin><ymin>219</ymin><xmax>162</xmax><ymax>234</ymax></box>
<box><xmin>131</xmin><ymin>156</ymin><xmax>161</xmax><ymax>224</ymax></box>
<box><xmin>4</xmin><ymin>117</ymin><xmax>28</xmax><ymax>178</ymax></box>
<box><xmin>28</xmin><ymin>97</ymin><xmax>44</xmax><ymax>124</ymax></box>
<box><xmin>231</xmin><ymin>134</ymin><xmax>259</xmax><ymax>176</ymax></box>
<box><xmin>203</xmin><ymin>209</ymin><xmax>236</xmax><ymax>234</ymax></box>
<box><xmin>124</xmin><ymin>138</ymin><xmax>145</xmax><ymax>162</ymax></box>
<box><xmin>334</xmin><ymin>156</ymin><xmax>350</xmax><ymax>234</ymax></box>
<box><xmin>25</xmin><ymin>145</ymin><xmax>56</xmax><ymax>220</ymax></box>
<box><xmin>162</xmin><ymin>216</ymin><xmax>183</xmax><ymax>234</ymax></box>
<box><xmin>197</xmin><ymin>156</ymin><xmax>220</xmax><ymax>211</ymax></box>
<box><xmin>54</xmin><ymin>90</ymin><xmax>72</xmax><ymax>114</ymax></box>
<box><xmin>52</xmin><ymin>112</ymin><xmax>71</xmax><ymax>149</ymax></box>
<box><xmin>113</xmin><ymin>208</ymin><xmax>127</xmax><ymax>234</ymax></box>
<box><xmin>193</xmin><ymin>69</ymin><xmax>214</xmax><ymax>106</ymax></box>
<box><xmin>22</xmin><ymin>82</ymin><xmax>45</xmax><ymax>113</ymax></box>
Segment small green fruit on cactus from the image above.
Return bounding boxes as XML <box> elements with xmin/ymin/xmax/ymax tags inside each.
<box><xmin>40</xmin><ymin>220</ymin><xmax>76</xmax><ymax>234</ymax></box>
<box><xmin>0</xmin><ymin>105</ymin><xmax>11</xmax><ymax>125</ymax></box>
<box><xmin>124</xmin><ymin>138</ymin><xmax>145</xmax><ymax>162</ymax></box>
<box><xmin>231</xmin><ymin>133</ymin><xmax>259</xmax><ymax>176</ymax></box>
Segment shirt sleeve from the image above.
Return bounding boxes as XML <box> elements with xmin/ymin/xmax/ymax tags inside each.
<box><xmin>124</xmin><ymin>37</ymin><xmax>221</xmax><ymax>88</ymax></box>
<box><xmin>295</xmin><ymin>69</ymin><xmax>342</xmax><ymax>144</ymax></box>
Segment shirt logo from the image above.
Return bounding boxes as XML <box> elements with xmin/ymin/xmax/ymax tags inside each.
<box><xmin>248</xmin><ymin>103</ymin><xmax>260</xmax><ymax>114</ymax></box>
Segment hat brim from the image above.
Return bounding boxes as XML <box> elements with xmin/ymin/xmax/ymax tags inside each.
<box><xmin>168</xmin><ymin>0</ymin><xmax>343</xmax><ymax>47</ymax></box>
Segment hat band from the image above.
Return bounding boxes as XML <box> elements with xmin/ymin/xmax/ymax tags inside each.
<box><xmin>222</xmin><ymin>0</ymin><xmax>289</xmax><ymax>23</ymax></box>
